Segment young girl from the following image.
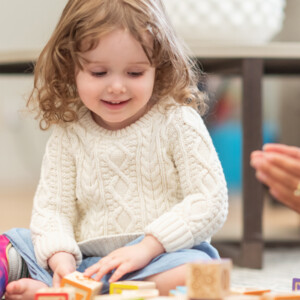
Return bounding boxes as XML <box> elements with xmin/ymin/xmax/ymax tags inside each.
<box><xmin>1</xmin><ymin>0</ymin><xmax>228</xmax><ymax>299</ymax></box>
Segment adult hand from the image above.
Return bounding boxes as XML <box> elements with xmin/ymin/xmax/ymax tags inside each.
<box><xmin>251</xmin><ymin>143</ymin><xmax>300</xmax><ymax>213</ymax></box>
<box><xmin>83</xmin><ymin>235</ymin><xmax>165</xmax><ymax>283</ymax></box>
<box><xmin>48</xmin><ymin>252</ymin><xmax>77</xmax><ymax>287</ymax></box>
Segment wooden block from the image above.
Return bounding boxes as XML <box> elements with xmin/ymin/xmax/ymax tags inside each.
<box><xmin>94</xmin><ymin>296</ymin><xmax>124</xmax><ymax>300</ymax></box>
<box><xmin>151</xmin><ymin>297</ymin><xmax>185</xmax><ymax>300</ymax></box>
<box><xmin>225</xmin><ymin>295</ymin><xmax>261</xmax><ymax>300</ymax></box>
<box><xmin>231</xmin><ymin>287</ymin><xmax>271</xmax><ymax>295</ymax></box>
<box><xmin>121</xmin><ymin>288</ymin><xmax>159</xmax><ymax>298</ymax></box>
<box><xmin>187</xmin><ymin>259</ymin><xmax>232</xmax><ymax>299</ymax></box>
<box><xmin>61</xmin><ymin>271</ymin><xmax>102</xmax><ymax>300</ymax></box>
<box><xmin>35</xmin><ymin>287</ymin><xmax>76</xmax><ymax>300</ymax></box>
<box><xmin>262</xmin><ymin>292</ymin><xmax>300</xmax><ymax>300</ymax></box>
<box><xmin>109</xmin><ymin>280</ymin><xmax>156</xmax><ymax>294</ymax></box>
<box><xmin>293</xmin><ymin>279</ymin><xmax>300</xmax><ymax>291</ymax></box>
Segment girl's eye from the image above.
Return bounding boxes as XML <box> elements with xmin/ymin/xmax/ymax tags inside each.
<box><xmin>91</xmin><ymin>71</ymin><xmax>107</xmax><ymax>77</ymax></box>
<box><xmin>128</xmin><ymin>72</ymin><xmax>143</xmax><ymax>77</ymax></box>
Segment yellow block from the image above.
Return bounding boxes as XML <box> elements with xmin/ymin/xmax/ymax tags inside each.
<box><xmin>109</xmin><ymin>281</ymin><xmax>156</xmax><ymax>294</ymax></box>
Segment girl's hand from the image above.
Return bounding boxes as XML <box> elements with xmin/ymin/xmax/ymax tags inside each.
<box><xmin>251</xmin><ymin>144</ymin><xmax>300</xmax><ymax>213</ymax></box>
<box><xmin>83</xmin><ymin>235</ymin><xmax>165</xmax><ymax>282</ymax></box>
<box><xmin>48</xmin><ymin>252</ymin><xmax>77</xmax><ymax>287</ymax></box>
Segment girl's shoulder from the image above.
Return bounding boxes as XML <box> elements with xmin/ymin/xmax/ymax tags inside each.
<box><xmin>161</xmin><ymin>100</ymin><xmax>205</xmax><ymax>131</ymax></box>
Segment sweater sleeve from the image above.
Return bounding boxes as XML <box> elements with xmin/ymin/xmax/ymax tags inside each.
<box><xmin>30</xmin><ymin>126</ymin><xmax>82</xmax><ymax>269</ymax></box>
<box><xmin>144</xmin><ymin>106</ymin><xmax>228</xmax><ymax>252</ymax></box>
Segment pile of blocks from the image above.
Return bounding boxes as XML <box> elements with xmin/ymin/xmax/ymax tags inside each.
<box><xmin>35</xmin><ymin>260</ymin><xmax>300</xmax><ymax>300</ymax></box>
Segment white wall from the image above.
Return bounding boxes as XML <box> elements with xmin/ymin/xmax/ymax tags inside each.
<box><xmin>0</xmin><ymin>1</ymin><xmax>67</xmax><ymax>189</ymax></box>
<box><xmin>0</xmin><ymin>0</ymin><xmax>67</xmax><ymax>52</ymax></box>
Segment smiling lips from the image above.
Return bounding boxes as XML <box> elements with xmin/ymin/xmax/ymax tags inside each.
<box><xmin>101</xmin><ymin>99</ymin><xmax>130</xmax><ymax>109</ymax></box>
<box><xmin>102</xmin><ymin>99</ymin><xmax>129</xmax><ymax>104</ymax></box>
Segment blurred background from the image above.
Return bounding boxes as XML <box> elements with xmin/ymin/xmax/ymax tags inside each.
<box><xmin>0</xmin><ymin>0</ymin><xmax>300</xmax><ymax>241</ymax></box>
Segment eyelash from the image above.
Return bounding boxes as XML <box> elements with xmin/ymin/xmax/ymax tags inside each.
<box><xmin>128</xmin><ymin>72</ymin><xmax>143</xmax><ymax>77</ymax></box>
<box><xmin>91</xmin><ymin>72</ymin><xmax>106</xmax><ymax>77</ymax></box>
<box><xmin>90</xmin><ymin>72</ymin><xmax>144</xmax><ymax>77</ymax></box>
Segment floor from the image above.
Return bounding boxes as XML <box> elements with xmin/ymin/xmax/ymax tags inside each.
<box><xmin>231</xmin><ymin>247</ymin><xmax>300</xmax><ymax>292</ymax></box>
<box><xmin>1</xmin><ymin>188</ymin><xmax>300</xmax><ymax>292</ymax></box>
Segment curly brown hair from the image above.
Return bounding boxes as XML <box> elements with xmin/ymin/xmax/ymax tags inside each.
<box><xmin>28</xmin><ymin>0</ymin><xmax>207</xmax><ymax>130</ymax></box>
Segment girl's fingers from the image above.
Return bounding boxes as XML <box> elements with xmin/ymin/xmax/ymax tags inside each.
<box><xmin>84</xmin><ymin>263</ymin><xmax>102</xmax><ymax>277</ymax></box>
<box><xmin>109</xmin><ymin>262</ymin><xmax>131</xmax><ymax>283</ymax></box>
<box><xmin>52</xmin><ymin>273</ymin><xmax>61</xmax><ymax>288</ymax></box>
<box><xmin>93</xmin><ymin>258</ymin><xmax>121</xmax><ymax>281</ymax></box>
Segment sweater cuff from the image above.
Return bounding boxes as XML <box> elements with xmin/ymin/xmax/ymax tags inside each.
<box><xmin>144</xmin><ymin>212</ymin><xmax>194</xmax><ymax>252</ymax></box>
<box><xmin>34</xmin><ymin>233</ymin><xmax>82</xmax><ymax>269</ymax></box>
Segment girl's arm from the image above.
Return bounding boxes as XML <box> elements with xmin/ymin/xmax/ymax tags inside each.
<box><xmin>30</xmin><ymin>126</ymin><xmax>82</xmax><ymax>270</ymax></box>
<box><xmin>144</xmin><ymin>106</ymin><xmax>228</xmax><ymax>252</ymax></box>
<box><xmin>48</xmin><ymin>252</ymin><xmax>77</xmax><ymax>287</ymax></box>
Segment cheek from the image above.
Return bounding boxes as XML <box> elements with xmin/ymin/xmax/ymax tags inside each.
<box><xmin>135</xmin><ymin>74</ymin><xmax>155</xmax><ymax>96</ymax></box>
<box><xmin>76</xmin><ymin>73</ymin><xmax>97</xmax><ymax>99</ymax></box>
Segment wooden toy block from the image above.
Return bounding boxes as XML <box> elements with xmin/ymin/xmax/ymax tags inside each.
<box><xmin>225</xmin><ymin>295</ymin><xmax>261</xmax><ymax>300</ymax></box>
<box><xmin>95</xmin><ymin>295</ymin><xmax>143</xmax><ymax>300</ymax></box>
<box><xmin>94</xmin><ymin>296</ymin><xmax>124</xmax><ymax>300</ymax></box>
<box><xmin>121</xmin><ymin>288</ymin><xmax>159</xmax><ymax>298</ymax></box>
<box><xmin>61</xmin><ymin>271</ymin><xmax>102</xmax><ymax>300</ymax></box>
<box><xmin>186</xmin><ymin>259</ymin><xmax>232</xmax><ymax>299</ymax></box>
<box><xmin>230</xmin><ymin>287</ymin><xmax>271</xmax><ymax>295</ymax></box>
<box><xmin>262</xmin><ymin>292</ymin><xmax>300</xmax><ymax>300</ymax></box>
<box><xmin>293</xmin><ymin>279</ymin><xmax>300</xmax><ymax>291</ymax></box>
<box><xmin>35</xmin><ymin>287</ymin><xmax>76</xmax><ymax>300</ymax></box>
<box><xmin>109</xmin><ymin>280</ymin><xmax>156</xmax><ymax>294</ymax></box>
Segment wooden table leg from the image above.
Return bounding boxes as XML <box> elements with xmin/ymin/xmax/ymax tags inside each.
<box><xmin>239</xmin><ymin>58</ymin><xmax>264</xmax><ymax>268</ymax></box>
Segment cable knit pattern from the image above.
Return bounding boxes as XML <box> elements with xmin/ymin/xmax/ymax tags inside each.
<box><xmin>30</xmin><ymin>99</ymin><xmax>228</xmax><ymax>269</ymax></box>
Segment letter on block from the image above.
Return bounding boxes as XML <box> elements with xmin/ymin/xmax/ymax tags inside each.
<box><xmin>109</xmin><ymin>280</ymin><xmax>156</xmax><ymax>294</ymax></box>
<box><xmin>61</xmin><ymin>271</ymin><xmax>102</xmax><ymax>300</ymax></box>
<box><xmin>187</xmin><ymin>259</ymin><xmax>232</xmax><ymax>299</ymax></box>
<box><xmin>293</xmin><ymin>279</ymin><xmax>300</xmax><ymax>291</ymax></box>
<box><xmin>35</xmin><ymin>287</ymin><xmax>75</xmax><ymax>300</ymax></box>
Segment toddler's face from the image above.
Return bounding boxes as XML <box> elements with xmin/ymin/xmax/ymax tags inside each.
<box><xmin>76</xmin><ymin>28</ymin><xmax>155</xmax><ymax>130</ymax></box>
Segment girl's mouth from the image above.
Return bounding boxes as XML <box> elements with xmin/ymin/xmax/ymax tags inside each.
<box><xmin>101</xmin><ymin>99</ymin><xmax>130</xmax><ymax>109</ymax></box>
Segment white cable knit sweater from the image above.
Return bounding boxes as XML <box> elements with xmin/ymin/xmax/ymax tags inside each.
<box><xmin>30</xmin><ymin>100</ymin><xmax>228</xmax><ymax>269</ymax></box>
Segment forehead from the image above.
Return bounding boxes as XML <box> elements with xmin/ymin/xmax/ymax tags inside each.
<box><xmin>79</xmin><ymin>28</ymin><xmax>153</xmax><ymax>64</ymax></box>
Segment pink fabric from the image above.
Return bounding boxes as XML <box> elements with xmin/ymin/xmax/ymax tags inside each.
<box><xmin>0</xmin><ymin>235</ymin><xmax>9</xmax><ymax>297</ymax></box>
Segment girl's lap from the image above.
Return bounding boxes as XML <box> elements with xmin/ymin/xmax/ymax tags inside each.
<box><xmin>4</xmin><ymin>228</ymin><xmax>219</xmax><ymax>294</ymax></box>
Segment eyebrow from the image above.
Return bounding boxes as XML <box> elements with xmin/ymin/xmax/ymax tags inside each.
<box><xmin>91</xmin><ymin>61</ymin><xmax>150</xmax><ymax>66</ymax></box>
<box><xmin>81</xmin><ymin>57</ymin><xmax>150</xmax><ymax>66</ymax></box>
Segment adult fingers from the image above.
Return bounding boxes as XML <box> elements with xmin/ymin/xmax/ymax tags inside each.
<box><xmin>251</xmin><ymin>150</ymin><xmax>264</xmax><ymax>160</ymax></box>
<box><xmin>263</xmin><ymin>143</ymin><xmax>300</xmax><ymax>159</ymax></box>
<box><xmin>264</xmin><ymin>152</ymin><xmax>300</xmax><ymax>177</ymax></box>
<box><xmin>254</xmin><ymin>159</ymin><xmax>298</xmax><ymax>191</ymax></box>
<box><xmin>270</xmin><ymin>187</ymin><xmax>300</xmax><ymax>214</ymax></box>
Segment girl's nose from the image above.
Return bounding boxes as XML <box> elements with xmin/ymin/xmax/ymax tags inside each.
<box><xmin>107</xmin><ymin>78</ymin><xmax>126</xmax><ymax>94</ymax></box>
